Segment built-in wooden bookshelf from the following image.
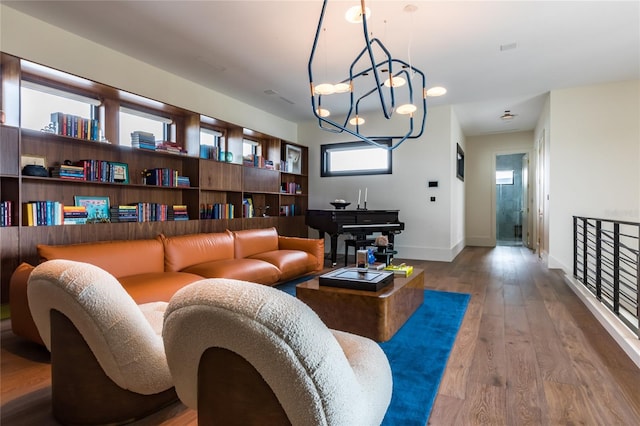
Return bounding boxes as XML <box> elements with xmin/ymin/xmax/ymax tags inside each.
<box><xmin>0</xmin><ymin>52</ymin><xmax>309</xmax><ymax>301</ymax></box>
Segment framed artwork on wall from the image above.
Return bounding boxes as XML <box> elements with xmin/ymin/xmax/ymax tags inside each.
<box><xmin>456</xmin><ymin>143</ymin><xmax>465</xmax><ymax>181</ymax></box>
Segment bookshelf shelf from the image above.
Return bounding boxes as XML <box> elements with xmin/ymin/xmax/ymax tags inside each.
<box><xmin>0</xmin><ymin>52</ymin><xmax>309</xmax><ymax>301</ymax></box>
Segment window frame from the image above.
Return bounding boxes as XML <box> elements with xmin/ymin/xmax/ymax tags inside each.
<box><xmin>320</xmin><ymin>139</ymin><xmax>393</xmax><ymax>177</ymax></box>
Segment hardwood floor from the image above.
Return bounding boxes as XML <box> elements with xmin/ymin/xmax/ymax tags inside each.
<box><xmin>2</xmin><ymin>246</ymin><xmax>639</xmax><ymax>425</ymax></box>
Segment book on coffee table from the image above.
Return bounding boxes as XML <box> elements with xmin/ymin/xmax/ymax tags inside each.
<box><xmin>384</xmin><ymin>263</ymin><xmax>414</xmax><ymax>277</ymax></box>
<box><xmin>319</xmin><ymin>267</ymin><xmax>394</xmax><ymax>291</ymax></box>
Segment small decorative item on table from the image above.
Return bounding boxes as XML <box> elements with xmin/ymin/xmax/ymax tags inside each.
<box><xmin>330</xmin><ymin>199</ymin><xmax>351</xmax><ymax>209</ymax></box>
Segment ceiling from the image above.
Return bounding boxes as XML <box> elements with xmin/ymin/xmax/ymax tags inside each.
<box><xmin>4</xmin><ymin>1</ymin><xmax>639</xmax><ymax>136</ymax></box>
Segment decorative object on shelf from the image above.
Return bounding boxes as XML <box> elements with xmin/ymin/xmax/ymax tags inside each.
<box><xmin>74</xmin><ymin>196</ymin><xmax>111</xmax><ymax>223</ymax></box>
<box><xmin>330</xmin><ymin>200</ymin><xmax>351</xmax><ymax>209</ymax></box>
<box><xmin>284</xmin><ymin>144</ymin><xmax>302</xmax><ymax>174</ymax></box>
<box><xmin>308</xmin><ymin>0</ymin><xmax>428</xmax><ymax>151</ymax></box>
<box><xmin>110</xmin><ymin>162</ymin><xmax>129</xmax><ymax>184</ymax></box>
<box><xmin>22</xmin><ymin>153</ymin><xmax>49</xmax><ymax>177</ymax></box>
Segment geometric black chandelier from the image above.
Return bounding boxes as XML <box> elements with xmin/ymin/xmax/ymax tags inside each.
<box><xmin>308</xmin><ymin>0</ymin><xmax>428</xmax><ymax>150</ymax></box>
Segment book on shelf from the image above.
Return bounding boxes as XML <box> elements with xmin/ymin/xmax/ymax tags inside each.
<box><xmin>0</xmin><ymin>201</ymin><xmax>13</xmax><ymax>227</ymax></box>
<box><xmin>383</xmin><ymin>263</ymin><xmax>414</xmax><ymax>277</ymax></box>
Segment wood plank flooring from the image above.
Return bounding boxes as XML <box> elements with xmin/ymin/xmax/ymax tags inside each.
<box><xmin>2</xmin><ymin>246</ymin><xmax>639</xmax><ymax>425</ymax></box>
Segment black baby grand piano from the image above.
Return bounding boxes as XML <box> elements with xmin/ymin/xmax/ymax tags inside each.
<box><xmin>306</xmin><ymin>209</ymin><xmax>405</xmax><ymax>266</ymax></box>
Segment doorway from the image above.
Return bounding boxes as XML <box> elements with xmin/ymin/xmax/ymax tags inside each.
<box><xmin>496</xmin><ymin>153</ymin><xmax>528</xmax><ymax>246</ymax></box>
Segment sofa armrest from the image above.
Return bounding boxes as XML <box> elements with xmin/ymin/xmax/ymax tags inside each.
<box><xmin>278</xmin><ymin>236</ymin><xmax>324</xmax><ymax>272</ymax></box>
<box><xmin>9</xmin><ymin>262</ymin><xmax>44</xmax><ymax>345</ymax></box>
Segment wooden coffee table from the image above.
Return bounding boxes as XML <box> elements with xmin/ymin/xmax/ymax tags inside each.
<box><xmin>296</xmin><ymin>268</ymin><xmax>424</xmax><ymax>342</ymax></box>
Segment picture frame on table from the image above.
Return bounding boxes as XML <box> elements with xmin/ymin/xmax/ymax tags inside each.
<box><xmin>74</xmin><ymin>195</ymin><xmax>110</xmax><ymax>222</ymax></box>
<box><xmin>110</xmin><ymin>162</ymin><xmax>129</xmax><ymax>184</ymax></box>
<box><xmin>285</xmin><ymin>144</ymin><xmax>302</xmax><ymax>174</ymax></box>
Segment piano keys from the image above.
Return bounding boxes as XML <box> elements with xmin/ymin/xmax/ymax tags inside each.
<box><xmin>306</xmin><ymin>209</ymin><xmax>405</xmax><ymax>266</ymax></box>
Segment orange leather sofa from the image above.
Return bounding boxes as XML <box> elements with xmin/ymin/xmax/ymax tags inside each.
<box><xmin>9</xmin><ymin>227</ymin><xmax>324</xmax><ymax>346</ymax></box>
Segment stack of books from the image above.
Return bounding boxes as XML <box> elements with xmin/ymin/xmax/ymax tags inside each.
<box><xmin>131</xmin><ymin>131</ymin><xmax>157</xmax><ymax>150</ymax></box>
<box><xmin>156</xmin><ymin>141</ymin><xmax>187</xmax><ymax>155</ymax></box>
<box><xmin>109</xmin><ymin>205</ymin><xmax>138</xmax><ymax>223</ymax></box>
<box><xmin>384</xmin><ymin>263</ymin><xmax>414</xmax><ymax>277</ymax></box>
<box><xmin>63</xmin><ymin>205</ymin><xmax>88</xmax><ymax>225</ymax></box>
<box><xmin>51</xmin><ymin>164</ymin><xmax>85</xmax><ymax>180</ymax></box>
<box><xmin>170</xmin><ymin>205</ymin><xmax>189</xmax><ymax>221</ymax></box>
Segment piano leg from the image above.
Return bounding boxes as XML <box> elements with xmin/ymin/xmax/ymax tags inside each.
<box><xmin>330</xmin><ymin>234</ymin><xmax>339</xmax><ymax>266</ymax></box>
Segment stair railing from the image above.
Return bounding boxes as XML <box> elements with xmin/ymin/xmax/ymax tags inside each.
<box><xmin>573</xmin><ymin>216</ymin><xmax>639</xmax><ymax>338</ymax></box>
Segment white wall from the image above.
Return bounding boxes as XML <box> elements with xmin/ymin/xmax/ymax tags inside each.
<box><xmin>299</xmin><ymin>105</ymin><xmax>465</xmax><ymax>262</ymax></box>
<box><xmin>0</xmin><ymin>5</ymin><xmax>297</xmax><ymax>142</ymax></box>
<box><xmin>464</xmin><ymin>131</ymin><xmax>534</xmax><ymax>247</ymax></box>
<box><xmin>548</xmin><ymin>80</ymin><xmax>640</xmax><ymax>273</ymax></box>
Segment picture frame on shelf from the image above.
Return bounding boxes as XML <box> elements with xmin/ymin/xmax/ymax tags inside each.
<box><xmin>110</xmin><ymin>162</ymin><xmax>129</xmax><ymax>184</ymax></box>
<box><xmin>74</xmin><ymin>195</ymin><xmax>110</xmax><ymax>222</ymax></box>
<box><xmin>20</xmin><ymin>154</ymin><xmax>47</xmax><ymax>169</ymax></box>
<box><xmin>285</xmin><ymin>144</ymin><xmax>302</xmax><ymax>174</ymax></box>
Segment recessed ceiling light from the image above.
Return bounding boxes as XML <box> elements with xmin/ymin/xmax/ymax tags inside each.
<box><xmin>426</xmin><ymin>86</ymin><xmax>447</xmax><ymax>97</ymax></box>
<box><xmin>500</xmin><ymin>110</ymin><xmax>517</xmax><ymax>120</ymax></box>
<box><xmin>499</xmin><ymin>42</ymin><xmax>518</xmax><ymax>52</ymax></box>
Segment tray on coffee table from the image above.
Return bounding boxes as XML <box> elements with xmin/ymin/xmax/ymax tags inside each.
<box><xmin>318</xmin><ymin>267</ymin><xmax>394</xmax><ymax>291</ymax></box>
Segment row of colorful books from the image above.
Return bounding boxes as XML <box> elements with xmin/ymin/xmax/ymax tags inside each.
<box><xmin>0</xmin><ymin>201</ymin><xmax>13</xmax><ymax>227</ymax></box>
<box><xmin>142</xmin><ymin>168</ymin><xmax>190</xmax><ymax>187</ymax></box>
<box><xmin>21</xmin><ymin>201</ymin><xmax>190</xmax><ymax>226</ymax></box>
<box><xmin>242</xmin><ymin>155</ymin><xmax>275</xmax><ymax>169</ymax></box>
<box><xmin>110</xmin><ymin>203</ymin><xmax>189</xmax><ymax>222</ymax></box>
<box><xmin>50</xmin><ymin>112</ymin><xmax>101</xmax><ymax>141</ymax></box>
<box><xmin>279</xmin><ymin>204</ymin><xmax>296</xmax><ymax>217</ymax></box>
<box><xmin>280</xmin><ymin>182</ymin><xmax>302</xmax><ymax>194</ymax></box>
<box><xmin>51</xmin><ymin>159</ymin><xmax>128</xmax><ymax>183</ymax></box>
<box><xmin>200</xmin><ymin>203</ymin><xmax>235</xmax><ymax>219</ymax></box>
<box><xmin>22</xmin><ymin>202</ymin><xmax>88</xmax><ymax>226</ymax></box>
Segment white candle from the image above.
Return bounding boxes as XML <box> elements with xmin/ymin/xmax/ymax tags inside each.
<box><xmin>365</xmin><ymin>187</ymin><xmax>368</xmax><ymax>203</ymax></box>
<box><xmin>358</xmin><ymin>189</ymin><xmax>361</xmax><ymax>205</ymax></box>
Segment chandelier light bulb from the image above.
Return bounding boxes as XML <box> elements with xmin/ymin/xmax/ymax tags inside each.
<box><xmin>426</xmin><ymin>86</ymin><xmax>447</xmax><ymax>97</ymax></box>
<box><xmin>345</xmin><ymin>5</ymin><xmax>371</xmax><ymax>23</ymax></box>
<box><xmin>349</xmin><ymin>116</ymin><xmax>365</xmax><ymax>125</ymax></box>
<box><xmin>333</xmin><ymin>82</ymin><xmax>351</xmax><ymax>93</ymax></box>
<box><xmin>316</xmin><ymin>108</ymin><xmax>331</xmax><ymax>117</ymax></box>
<box><xmin>314</xmin><ymin>83</ymin><xmax>336</xmax><ymax>96</ymax></box>
<box><xmin>396</xmin><ymin>104</ymin><xmax>417</xmax><ymax>115</ymax></box>
<box><xmin>384</xmin><ymin>76</ymin><xmax>407</xmax><ymax>88</ymax></box>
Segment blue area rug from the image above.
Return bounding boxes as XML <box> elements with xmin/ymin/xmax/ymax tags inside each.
<box><xmin>276</xmin><ymin>278</ymin><xmax>470</xmax><ymax>425</ymax></box>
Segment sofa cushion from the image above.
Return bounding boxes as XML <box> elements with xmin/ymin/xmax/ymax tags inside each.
<box><xmin>161</xmin><ymin>231</ymin><xmax>235</xmax><ymax>272</ymax></box>
<box><xmin>249</xmin><ymin>250</ymin><xmax>317</xmax><ymax>282</ymax></box>
<box><xmin>37</xmin><ymin>238</ymin><xmax>165</xmax><ymax>278</ymax></box>
<box><xmin>120</xmin><ymin>272</ymin><xmax>203</xmax><ymax>304</ymax></box>
<box><xmin>233</xmin><ymin>227</ymin><xmax>279</xmax><ymax>259</ymax></box>
<box><xmin>182</xmin><ymin>258</ymin><xmax>281</xmax><ymax>285</ymax></box>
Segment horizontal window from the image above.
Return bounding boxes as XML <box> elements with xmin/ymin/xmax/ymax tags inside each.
<box><xmin>20</xmin><ymin>80</ymin><xmax>99</xmax><ymax>132</ymax></box>
<box><xmin>321</xmin><ymin>140</ymin><xmax>392</xmax><ymax>177</ymax></box>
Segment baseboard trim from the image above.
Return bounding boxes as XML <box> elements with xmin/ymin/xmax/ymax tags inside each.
<box><xmin>563</xmin><ymin>273</ymin><xmax>640</xmax><ymax>369</ymax></box>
